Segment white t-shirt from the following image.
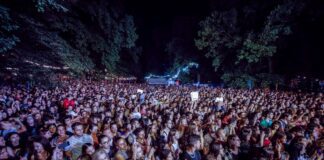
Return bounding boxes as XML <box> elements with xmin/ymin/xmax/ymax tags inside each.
<box><xmin>65</xmin><ymin>134</ymin><xmax>93</xmax><ymax>160</ymax></box>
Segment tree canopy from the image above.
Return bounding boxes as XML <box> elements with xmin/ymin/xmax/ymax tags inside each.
<box><xmin>0</xmin><ymin>0</ymin><xmax>139</xmax><ymax>79</ymax></box>
<box><xmin>194</xmin><ymin>0</ymin><xmax>311</xmax><ymax>88</ymax></box>
<box><xmin>195</xmin><ymin>0</ymin><xmax>304</xmax><ymax>74</ymax></box>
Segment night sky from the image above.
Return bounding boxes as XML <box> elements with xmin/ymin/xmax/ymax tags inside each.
<box><xmin>124</xmin><ymin>0</ymin><xmax>324</xmax><ymax>79</ymax></box>
<box><xmin>124</xmin><ymin>0</ymin><xmax>211</xmax><ymax>75</ymax></box>
<box><xmin>1</xmin><ymin>0</ymin><xmax>323</xmax><ymax>81</ymax></box>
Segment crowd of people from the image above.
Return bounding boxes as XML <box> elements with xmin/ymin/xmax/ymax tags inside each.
<box><xmin>0</xmin><ymin>80</ymin><xmax>322</xmax><ymax>160</ymax></box>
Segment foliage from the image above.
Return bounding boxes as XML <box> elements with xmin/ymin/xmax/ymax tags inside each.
<box><xmin>195</xmin><ymin>0</ymin><xmax>306</xmax><ymax>88</ymax></box>
<box><xmin>195</xmin><ymin>9</ymin><xmax>241</xmax><ymax>71</ymax></box>
<box><xmin>34</xmin><ymin>0</ymin><xmax>68</xmax><ymax>12</ymax></box>
<box><xmin>0</xmin><ymin>5</ymin><xmax>20</xmax><ymax>54</ymax></box>
<box><xmin>117</xmin><ymin>46</ymin><xmax>143</xmax><ymax>76</ymax></box>
<box><xmin>221</xmin><ymin>73</ymin><xmax>255</xmax><ymax>89</ymax></box>
<box><xmin>237</xmin><ymin>0</ymin><xmax>301</xmax><ymax>63</ymax></box>
<box><xmin>195</xmin><ymin>0</ymin><xmax>304</xmax><ymax>72</ymax></box>
<box><xmin>221</xmin><ymin>72</ymin><xmax>284</xmax><ymax>89</ymax></box>
<box><xmin>1</xmin><ymin>0</ymin><xmax>138</xmax><ymax>79</ymax></box>
<box><xmin>255</xmin><ymin>73</ymin><xmax>284</xmax><ymax>88</ymax></box>
<box><xmin>77</xmin><ymin>1</ymin><xmax>138</xmax><ymax>71</ymax></box>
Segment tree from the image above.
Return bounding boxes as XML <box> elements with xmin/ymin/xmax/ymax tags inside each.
<box><xmin>195</xmin><ymin>0</ymin><xmax>304</xmax><ymax>74</ymax></box>
<box><xmin>34</xmin><ymin>0</ymin><xmax>68</xmax><ymax>12</ymax></box>
<box><xmin>118</xmin><ymin>46</ymin><xmax>142</xmax><ymax>76</ymax></box>
<box><xmin>195</xmin><ymin>9</ymin><xmax>242</xmax><ymax>72</ymax></box>
<box><xmin>0</xmin><ymin>5</ymin><xmax>19</xmax><ymax>54</ymax></box>
<box><xmin>237</xmin><ymin>0</ymin><xmax>303</xmax><ymax>73</ymax></box>
<box><xmin>75</xmin><ymin>0</ymin><xmax>138</xmax><ymax>72</ymax></box>
<box><xmin>1</xmin><ymin>0</ymin><xmax>139</xmax><ymax>80</ymax></box>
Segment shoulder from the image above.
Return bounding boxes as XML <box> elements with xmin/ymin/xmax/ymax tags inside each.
<box><xmin>67</xmin><ymin>135</ymin><xmax>76</xmax><ymax>140</ymax></box>
<box><xmin>180</xmin><ymin>153</ymin><xmax>191</xmax><ymax>160</ymax></box>
<box><xmin>84</xmin><ymin>134</ymin><xmax>92</xmax><ymax>139</ymax></box>
<box><xmin>195</xmin><ymin>150</ymin><xmax>201</xmax><ymax>157</ymax></box>
<box><xmin>82</xmin><ymin>134</ymin><xmax>93</xmax><ymax>141</ymax></box>
<box><xmin>67</xmin><ymin>135</ymin><xmax>78</xmax><ymax>143</ymax></box>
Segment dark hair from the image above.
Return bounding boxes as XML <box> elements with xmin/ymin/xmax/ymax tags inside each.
<box><xmin>228</xmin><ymin>134</ymin><xmax>237</xmax><ymax>141</ymax></box>
<box><xmin>160</xmin><ymin>149</ymin><xmax>172</xmax><ymax>159</ymax></box>
<box><xmin>240</xmin><ymin>127</ymin><xmax>251</xmax><ymax>141</ymax></box>
<box><xmin>30</xmin><ymin>136</ymin><xmax>52</xmax><ymax>154</ymax></box>
<box><xmin>88</xmin><ymin>124</ymin><xmax>98</xmax><ymax>133</ymax></box>
<box><xmin>210</xmin><ymin>142</ymin><xmax>222</xmax><ymax>156</ymax></box>
<box><xmin>133</xmin><ymin>128</ymin><xmax>144</xmax><ymax>137</ymax></box>
<box><xmin>64</xmin><ymin>115</ymin><xmax>72</xmax><ymax>120</ymax></box>
<box><xmin>5</xmin><ymin>132</ymin><xmax>20</xmax><ymax>147</ymax></box>
<box><xmin>72</xmin><ymin>122</ymin><xmax>83</xmax><ymax>130</ymax></box>
<box><xmin>188</xmin><ymin>135</ymin><xmax>200</xmax><ymax>147</ymax></box>
<box><xmin>81</xmin><ymin>143</ymin><xmax>93</xmax><ymax>155</ymax></box>
<box><xmin>307</xmin><ymin>123</ymin><xmax>318</xmax><ymax>133</ymax></box>
<box><xmin>98</xmin><ymin>135</ymin><xmax>109</xmax><ymax>144</ymax></box>
<box><xmin>289</xmin><ymin>143</ymin><xmax>304</xmax><ymax>159</ymax></box>
<box><xmin>272</xmin><ymin>131</ymin><xmax>286</xmax><ymax>145</ymax></box>
<box><xmin>280</xmin><ymin>113</ymin><xmax>290</xmax><ymax>120</ymax></box>
<box><xmin>271</xmin><ymin>121</ymin><xmax>280</xmax><ymax>129</ymax></box>
<box><xmin>290</xmin><ymin>126</ymin><xmax>304</xmax><ymax>134</ymax></box>
<box><xmin>56</xmin><ymin>124</ymin><xmax>65</xmax><ymax>129</ymax></box>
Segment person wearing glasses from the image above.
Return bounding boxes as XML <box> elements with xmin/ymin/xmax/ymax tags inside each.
<box><xmin>98</xmin><ymin>135</ymin><xmax>113</xmax><ymax>159</ymax></box>
<box><xmin>114</xmin><ymin>138</ymin><xmax>129</xmax><ymax>160</ymax></box>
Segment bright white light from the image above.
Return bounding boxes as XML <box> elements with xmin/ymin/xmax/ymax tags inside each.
<box><xmin>145</xmin><ymin>62</ymin><xmax>199</xmax><ymax>80</ymax></box>
<box><xmin>24</xmin><ymin>60</ymin><xmax>69</xmax><ymax>70</ymax></box>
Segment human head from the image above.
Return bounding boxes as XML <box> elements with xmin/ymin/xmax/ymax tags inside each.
<box><xmin>32</xmin><ymin>136</ymin><xmax>51</xmax><ymax>154</ymax></box>
<box><xmin>57</xmin><ymin>125</ymin><xmax>66</xmax><ymax>137</ymax></box>
<box><xmin>26</xmin><ymin>115</ymin><xmax>35</xmax><ymax>126</ymax></box>
<box><xmin>92</xmin><ymin>149</ymin><xmax>108</xmax><ymax>160</ymax></box>
<box><xmin>52</xmin><ymin>147</ymin><xmax>64</xmax><ymax>160</ymax></box>
<box><xmin>116</xmin><ymin>138</ymin><xmax>127</xmax><ymax>150</ymax></box>
<box><xmin>64</xmin><ymin>116</ymin><xmax>72</xmax><ymax>126</ymax></box>
<box><xmin>72</xmin><ymin>122</ymin><xmax>84</xmax><ymax>137</ymax></box>
<box><xmin>134</xmin><ymin>128</ymin><xmax>145</xmax><ymax>140</ymax></box>
<box><xmin>227</xmin><ymin>135</ymin><xmax>241</xmax><ymax>148</ymax></box>
<box><xmin>82</xmin><ymin>143</ymin><xmax>95</xmax><ymax>155</ymax></box>
<box><xmin>99</xmin><ymin>135</ymin><xmax>112</xmax><ymax>150</ymax></box>
<box><xmin>7</xmin><ymin>132</ymin><xmax>20</xmax><ymax>147</ymax></box>
<box><xmin>188</xmin><ymin>135</ymin><xmax>201</xmax><ymax>150</ymax></box>
<box><xmin>160</xmin><ymin>149</ymin><xmax>173</xmax><ymax>160</ymax></box>
<box><xmin>0</xmin><ymin>147</ymin><xmax>9</xmax><ymax>160</ymax></box>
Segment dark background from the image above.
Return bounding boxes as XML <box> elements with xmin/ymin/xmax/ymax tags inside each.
<box><xmin>125</xmin><ymin>0</ymin><xmax>324</xmax><ymax>80</ymax></box>
<box><xmin>1</xmin><ymin>0</ymin><xmax>323</xmax><ymax>83</ymax></box>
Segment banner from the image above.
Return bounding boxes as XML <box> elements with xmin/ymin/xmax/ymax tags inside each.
<box><xmin>215</xmin><ymin>97</ymin><xmax>224</xmax><ymax>102</ymax></box>
<box><xmin>137</xmin><ymin>89</ymin><xmax>144</xmax><ymax>94</ymax></box>
<box><xmin>190</xmin><ymin>91</ymin><xmax>199</xmax><ymax>101</ymax></box>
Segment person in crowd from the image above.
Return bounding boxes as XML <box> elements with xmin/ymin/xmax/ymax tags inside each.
<box><xmin>0</xmin><ymin>80</ymin><xmax>322</xmax><ymax>160</ymax></box>
<box><xmin>76</xmin><ymin>143</ymin><xmax>95</xmax><ymax>160</ymax></box>
<box><xmin>64</xmin><ymin>123</ymin><xmax>93</xmax><ymax>160</ymax></box>
<box><xmin>98</xmin><ymin>135</ymin><xmax>113</xmax><ymax>159</ymax></box>
<box><xmin>224</xmin><ymin>135</ymin><xmax>242</xmax><ymax>160</ymax></box>
<box><xmin>30</xmin><ymin>137</ymin><xmax>51</xmax><ymax>160</ymax></box>
<box><xmin>181</xmin><ymin>135</ymin><xmax>202</xmax><ymax>160</ymax></box>
<box><xmin>51</xmin><ymin>125</ymin><xmax>69</xmax><ymax>148</ymax></box>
